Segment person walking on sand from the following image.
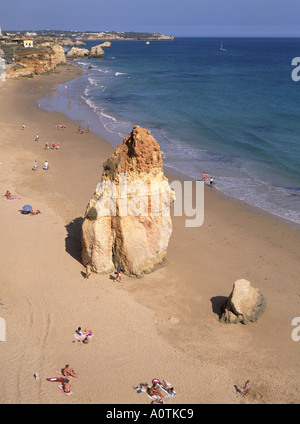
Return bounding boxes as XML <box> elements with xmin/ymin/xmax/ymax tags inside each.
<box><xmin>32</xmin><ymin>160</ymin><xmax>38</xmax><ymax>171</ymax></box>
<box><xmin>241</xmin><ymin>379</ymin><xmax>250</xmax><ymax>397</ymax></box>
<box><xmin>114</xmin><ymin>265</ymin><xmax>122</xmax><ymax>283</ymax></box>
<box><xmin>85</xmin><ymin>262</ymin><xmax>91</xmax><ymax>279</ymax></box>
<box><xmin>43</xmin><ymin>160</ymin><xmax>49</xmax><ymax>170</ymax></box>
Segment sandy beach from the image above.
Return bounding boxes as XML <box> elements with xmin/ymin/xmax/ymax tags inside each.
<box><xmin>0</xmin><ymin>64</ymin><xmax>299</xmax><ymax>405</ymax></box>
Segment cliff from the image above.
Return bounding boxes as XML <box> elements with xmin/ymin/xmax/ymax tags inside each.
<box><xmin>5</xmin><ymin>43</ymin><xmax>66</xmax><ymax>79</ymax></box>
<box><xmin>81</xmin><ymin>126</ymin><xmax>174</xmax><ymax>277</ymax></box>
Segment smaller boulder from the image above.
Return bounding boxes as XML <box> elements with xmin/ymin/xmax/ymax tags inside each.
<box><xmin>220</xmin><ymin>279</ymin><xmax>266</xmax><ymax>324</ymax></box>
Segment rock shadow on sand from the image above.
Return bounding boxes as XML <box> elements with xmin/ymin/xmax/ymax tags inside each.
<box><xmin>210</xmin><ymin>296</ymin><xmax>228</xmax><ymax>319</ymax></box>
<box><xmin>65</xmin><ymin>217</ymin><xmax>84</xmax><ymax>263</ymax></box>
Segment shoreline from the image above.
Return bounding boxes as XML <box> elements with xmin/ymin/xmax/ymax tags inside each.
<box><xmin>39</xmin><ymin>64</ymin><xmax>300</xmax><ymax>229</ymax></box>
<box><xmin>0</xmin><ymin>66</ymin><xmax>299</xmax><ymax>404</ymax></box>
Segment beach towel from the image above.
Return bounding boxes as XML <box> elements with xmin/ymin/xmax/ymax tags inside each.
<box><xmin>146</xmin><ymin>387</ymin><xmax>163</xmax><ymax>402</ymax></box>
<box><xmin>57</xmin><ymin>385</ymin><xmax>74</xmax><ymax>396</ymax></box>
<box><xmin>147</xmin><ymin>392</ymin><xmax>161</xmax><ymax>401</ymax></box>
<box><xmin>47</xmin><ymin>377</ymin><xmax>68</xmax><ymax>383</ymax></box>
<box><xmin>74</xmin><ymin>332</ymin><xmax>93</xmax><ymax>340</ymax></box>
<box><xmin>2</xmin><ymin>195</ymin><xmax>21</xmax><ymax>201</ymax></box>
<box><xmin>158</xmin><ymin>383</ymin><xmax>177</xmax><ymax>398</ymax></box>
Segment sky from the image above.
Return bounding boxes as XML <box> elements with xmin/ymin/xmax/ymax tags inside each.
<box><xmin>1</xmin><ymin>0</ymin><xmax>300</xmax><ymax>37</ymax></box>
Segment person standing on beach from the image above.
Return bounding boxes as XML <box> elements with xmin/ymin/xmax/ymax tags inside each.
<box><xmin>241</xmin><ymin>379</ymin><xmax>250</xmax><ymax>397</ymax></box>
<box><xmin>85</xmin><ymin>262</ymin><xmax>91</xmax><ymax>279</ymax></box>
<box><xmin>32</xmin><ymin>160</ymin><xmax>38</xmax><ymax>171</ymax></box>
<box><xmin>114</xmin><ymin>266</ymin><xmax>122</xmax><ymax>283</ymax></box>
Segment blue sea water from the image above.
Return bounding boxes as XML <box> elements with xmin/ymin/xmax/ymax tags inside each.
<box><xmin>39</xmin><ymin>38</ymin><xmax>300</xmax><ymax>224</ymax></box>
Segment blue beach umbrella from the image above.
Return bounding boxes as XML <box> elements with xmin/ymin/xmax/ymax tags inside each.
<box><xmin>22</xmin><ymin>205</ymin><xmax>32</xmax><ymax>213</ymax></box>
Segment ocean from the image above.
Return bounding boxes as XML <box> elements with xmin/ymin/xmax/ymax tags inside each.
<box><xmin>39</xmin><ymin>37</ymin><xmax>300</xmax><ymax>224</ymax></box>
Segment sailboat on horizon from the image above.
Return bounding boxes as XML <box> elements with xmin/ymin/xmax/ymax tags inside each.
<box><xmin>220</xmin><ymin>41</ymin><xmax>227</xmax><ymax>51</ymax></box>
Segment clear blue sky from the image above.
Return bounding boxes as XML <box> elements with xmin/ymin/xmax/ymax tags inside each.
<box><xmin>1</xmin><ymin>0</ymin><xmax>300</xmax><ymax>37</ymax></box>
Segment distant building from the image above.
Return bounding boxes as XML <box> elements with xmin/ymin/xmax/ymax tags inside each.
<box><xmin>23</xmin><ymin>39</ymin><xmax>34</xmax><ymax>48</ymax></box>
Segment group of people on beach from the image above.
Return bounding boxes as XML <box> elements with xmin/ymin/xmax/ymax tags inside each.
<box><xmin>57</xmin><ymin>327</ymin><xmax>94</xmax><ymax>393</ymax></box>
<box><xmin>203</xmin><ymin>171</ymin><xmax>216</xmax><ymax>188</ymax></box>
<box><xmin>60</xmin><ymin>364</ymin><xmax>78</xmax><ymax>394</ymax></box>
<box><xmin>32</xmin><ymin>160</ymin><xmax>49</xmax><ymax>171</ymax></box>
<box><xmin>44</xmin><ymin>141</ymin><xmax>60</xmax><ymax>150</ymax></box>
<box><xmin>54</xmin><ymin>123</ymin><xmax>66</xmax><ymax>130</ymax></box>
<box><xmin>4</xmin><ymin>190</ymin><xmax>14</xmax><ymax>200</ymax></box>
<box><xmin>134</xmin><ymin>378</ymin><xmax>176</xmax><ymax>404</ymax></box>
<box><xmin>77</xmin><ymin>124</ymin><xmax>90</xmax><ymax>134</ymax></box>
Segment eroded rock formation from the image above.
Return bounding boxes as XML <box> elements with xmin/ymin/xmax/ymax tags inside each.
<box><xmin>6</xmin><ymin>44</ymin><xmax>66</xmax><ymax>78</ymax></box>
<box><xmin>81</xmin><ymin>126</ymin><xmax>174</xmax><ymax>277</ymax></box>
<box><xmin>220</xmin><ymin>279</ymin><xmax>266</xmax><ymax>324</ymax></box>
<box><xmin>66</xmin><ymin>47</ymin><xmax>90</xmax><ymax>59</ymax></box>
<box><xmin>89</xmin><ymin>44</ymin><xmax>105</xmax><ymax>58</ymax></box>
<box><xmin>66</xmin><ymin>44</ymin><xmax>105</xmax><ymax>59</ymax></box>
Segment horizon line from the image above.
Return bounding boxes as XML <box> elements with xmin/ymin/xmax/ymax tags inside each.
<box><xmin>1</xmin><ymin>29</ymin><xmax>300</xmax><ymax>38</ymax></box>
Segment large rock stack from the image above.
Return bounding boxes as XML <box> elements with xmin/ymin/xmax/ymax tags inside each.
<box><xmin>81</xmin><ymin>126</ymin><xmax>174</xmax><ymax>276</ymax></box>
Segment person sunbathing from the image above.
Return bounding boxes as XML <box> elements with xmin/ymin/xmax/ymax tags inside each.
<box><xmin>161</xmin><ymin>380</ymin><xmax>175</xmax><ymax>396</ymax></box>
<box><xmin>30</xmin><ymin>210</ymin><xmax>41</xmax><ymax>215</ymax></box>
<box><xmin>62</xmin><ymin>364</ymin><xmax>78</xmax><ymax>378</ymax></box>
<box><xmin>4</xmin><ymin>191</ymin><xmax>20</xmax><ymax>200</ymax></box>
<box><xmin>62</xmin><ymin>379</ymin><xmax>71</xmax><ymax>393</ymax></box>
<box><xmin>149</xmin><ymin>381</ymin><xmax>165</xmax><ymax>400</ymax></box>
<box><xmin>82</xmin><ymin>327</ymin><xmax>93</xmax><ymax>336</ymax></box>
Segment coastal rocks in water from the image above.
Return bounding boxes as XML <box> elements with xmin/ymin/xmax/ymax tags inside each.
<box><xmin>81</xmin><ymin>126</ymin><xmax>174</xmax><ymax>277</ymax></box>
<box><xmin>66</xmin><ymin>47</ymin><xmax>90</xmax><ymax>59</ymax></box>
<box><xmin>66</xmin><ymin>45</ymin><xmax>105</xmax><ymax>59</ymax></box>
<box><xmin>99</xmin><ymin>42</ymin><xmax>111</xmax><ymax>48</ymax></box>
<box><xmin>220</xmin><ymin>279</ymin><xmax>266</xmax><ymax>324</ymax></box>
<box><xmin>89</xmin><ymin>44</ymin><xmax>105</xmax><ymax>58</ymax></box>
